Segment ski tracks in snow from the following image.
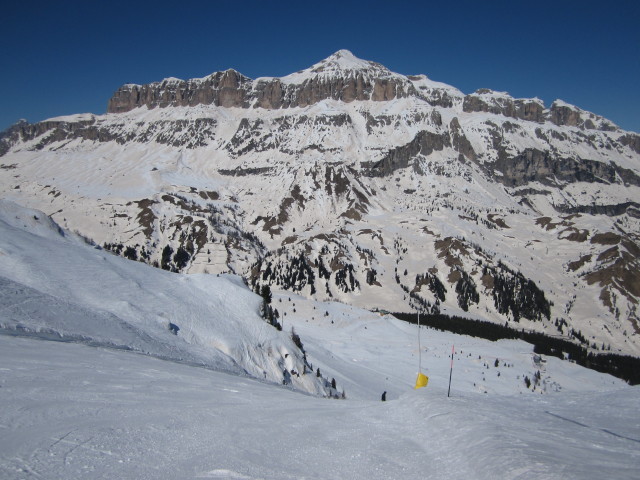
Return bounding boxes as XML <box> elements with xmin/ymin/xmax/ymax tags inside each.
<box><xmin>545</xmin><ymin>411</ymin><xmax>640</xmax><ymax>444</ymax></box>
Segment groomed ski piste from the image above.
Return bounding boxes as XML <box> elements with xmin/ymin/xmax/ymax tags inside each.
<box><xmin>1</xmin><ymin>199</ymin><xmax>638</xmax><ymax>479</ymax></box>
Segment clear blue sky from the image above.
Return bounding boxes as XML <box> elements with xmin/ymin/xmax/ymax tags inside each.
<box><xmin>1</xmin><ymin>0</ymin><xmax>638</xmax><ymax>132</ymax></box>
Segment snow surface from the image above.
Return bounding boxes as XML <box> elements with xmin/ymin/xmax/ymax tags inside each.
<box><xmin>2</xmin><ymin>335</ymin><xmax>638</xmax><ymax>480</ymax></box>
<box><xmin>552</xmin><ymin>99</ymin><xmax>578</xmax><ymax>109</ymax></box>
<box><xmin>0</xmin><ymin>200</ymin><xmax>639</xmax><ymax>479</ymax></box>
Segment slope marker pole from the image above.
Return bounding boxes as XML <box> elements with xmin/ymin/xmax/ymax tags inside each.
<box><xmin>418</xmin><ymin>311</ymin><xmax>421</xmax><ymax>373</ymax></box>
<box><xmin>447</xmin><ymin>344</ymin><xmax>454</xmax><ymax>397</ymax></box>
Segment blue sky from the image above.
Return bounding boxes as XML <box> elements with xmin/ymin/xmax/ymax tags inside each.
<box><xmin>1</xmin><ymin>0</ymin><xmax>638</xmax><ymax>132</ymax></box>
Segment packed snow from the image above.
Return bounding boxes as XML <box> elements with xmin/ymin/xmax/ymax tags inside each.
<box><xmin>0</xmin><ymin>200</ymin><xmax>638</xmax><ymax>479</ymax></box>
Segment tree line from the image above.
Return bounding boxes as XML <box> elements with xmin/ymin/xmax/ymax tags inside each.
<box><xmin>392</xmin><ymin>311</ymin><xmax>640</xmax><ymax>385</ymax></box>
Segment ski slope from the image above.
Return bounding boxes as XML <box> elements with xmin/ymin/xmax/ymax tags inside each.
<box><xmin>1</xmin><ymin>335</ymin><xmax>638</xmax><ymax>480</ymax></box>
<box><xmin>0</xmin><ymin>200</ymin><xmax>639</xmax><ymax>479</ymax></box>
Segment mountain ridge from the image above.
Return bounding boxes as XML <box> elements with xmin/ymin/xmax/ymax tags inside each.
<box><xmin>1</xmin><ymin>49</ymin><xmax>639</xmax><ymax>358</ymax></box>
<box><xmin>103</xmin><ymin>50</ymin><xmax>625</xmax><ymax>132</ymax></box>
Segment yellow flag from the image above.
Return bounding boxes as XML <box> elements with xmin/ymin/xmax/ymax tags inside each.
<box><xmin>415</xmin><ymin>372</ymin><xmax>429</xmax><ymax>389</ymax></box>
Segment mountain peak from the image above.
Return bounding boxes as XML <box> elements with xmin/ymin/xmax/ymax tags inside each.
<box><xmin>317</xmin><ymin>49</ymin><xmax>368</xmax><ymax>68</ymax></box>
<box><xmin>305</xmin><ymin>49</ymin><xmax>393</xmax><ymax>77</ymax></box>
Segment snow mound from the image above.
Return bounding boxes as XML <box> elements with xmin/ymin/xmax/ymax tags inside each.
<box><xmin>0</xmin><ymin>200</ymin><xmax>326</xmax><ymax>395</ymax></box>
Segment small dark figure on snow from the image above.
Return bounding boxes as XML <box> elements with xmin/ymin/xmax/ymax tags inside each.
<box><xmin>381</xmin><ymin>391</ymin><xmax>387</xmax><ymax>402</ymax></box>
<box><xmin>168</xmin><ymin>322</ymin><xmax>180</xmax><ymax>335</ymax></box>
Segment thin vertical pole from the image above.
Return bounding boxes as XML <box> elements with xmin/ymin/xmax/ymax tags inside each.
<box><xmin>417</xmin><ymin>312</ymin><xmax>421</xmax><ymax>373</ymax></box>
<box><xmin>447</xmin><ymin>344</ymin><xmax>454</xmax><ymax>397</ymax></box>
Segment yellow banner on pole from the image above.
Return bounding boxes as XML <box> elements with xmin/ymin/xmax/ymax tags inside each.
<box><xmin>415</xmin><ymin>372</ymin><xmax>429</xmax><ymax>389</ymax></box>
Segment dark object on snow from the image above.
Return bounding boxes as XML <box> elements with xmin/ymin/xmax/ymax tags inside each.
<box><xmin>381</xmin><ymin>391</ymin><xmax>387</xmax><ymax>401</ymax></box>
<box><xmin>168</xmin><ymin>322</ymin><xmax>180</xmax><ymax>335</ymax></box>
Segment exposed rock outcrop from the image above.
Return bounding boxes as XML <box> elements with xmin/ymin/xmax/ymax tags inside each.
<box><xmin>620</xmin><ymin>133</ymin><xmax>640</xmax><ymax>154</ymax></box>
<box><xmin>107</xmin><ymin>70</ymin><xmax>421</xmax><ymax>113</ymax></box>
<box><xmin>492</xmin><ymin>148</ymin><xmax>640</xmax><ymax>187</ymax></box>
<box><xmin>363</xmin><ymin>130</ymin><xmax>451</xmax><ymax>176</ymax></box>
<box><xmin>547</xmin><ymin>101</ymin><xmax>619</xmax><ymax>131</ymax></box>
<box><xmin>107</xmin><ymin>70</ymin><xmax>253</xmax><ymax>113</ymax></box>
<box><xmin>1</xmin><ymin>117</ymin><xmax>218</xmax><ymax>150</ymax></box>
<box><xmin>463</xmin><ymin>89</ymin><xmax>545</xmax><ymax>123</ymax></box>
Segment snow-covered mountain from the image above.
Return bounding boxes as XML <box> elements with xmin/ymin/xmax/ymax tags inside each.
<box><xmin>1</xmin><ymin>49</ymin><xmax>639</xmax><ymax>357</ymax></box>
<box><xmin>1</xmin><ymin>199</ymin><xmax>639</xmax><ymax>479</ymax></box>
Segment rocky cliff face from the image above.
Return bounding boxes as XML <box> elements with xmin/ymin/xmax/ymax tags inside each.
<box><xmin>103</xmin><ymin>50</ymin><xmax>624</xmax><ymax>137</ymax></box>
<box><xmin>2</xmin><ymin>49</ymin><xmax>640</xmax><ymax>357</ymax></box>
<box><xmin>107</xmin><ymin>69</ymin><xmax>254</xmax><ymax>113</ymax></box>
<box><xmin>547</xmin><ymin>100</ymin><xmax>619</xmax><ymax>131</ymax></box>
<box><xmin>107</xmin><ymin>50</ymin><xmax>421</xmax><ymax>113</ymax></box>
<box><xmin>462</xmin><ymin>89</ymin><xmax>546</xmax><ymax>123</ymax></box>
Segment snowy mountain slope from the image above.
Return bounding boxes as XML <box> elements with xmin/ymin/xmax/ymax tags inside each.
<box><xmin>1</xmin><ymin>50</ymin><xmax>639</xmax><ymax>357</ymax></box>
<box><xmin>264</xmin><ymin>291</ymin><xmax>628</xmax><ymax>400</ymax></box>
<box><xmin>0</xmin><ymin>196</ymin><xmax>638</xmax><ymax>479</ymax></box>
<box><xmin>1</xmin><ymin>334</ymin><xmax>637</xmax><ymax>480</ymax></box>
<box><xmin>1</xmin><ymin>335</ymin><xmax>638</xmax><ymax>480</ymax></box>
<box><xmin>0</xmin><ymin>200</ymin><xmax>328</xmax><ymax>396</ymax></box>
<box><xmin>0</xmin><ymin>199</ymin><xmax>626</xmax><ymax>396</ymax></box>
